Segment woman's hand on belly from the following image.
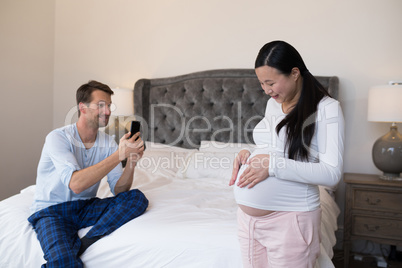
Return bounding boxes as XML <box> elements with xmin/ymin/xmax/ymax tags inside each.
<box><xmin>229</xmin><ymin>149</ymin><xmax>251</xmax><ymax>186</ymax></box>
<box><xmin>237</xmin><ymin>154</ymin><xmax>270</xmax><ymax>189</ymax></box>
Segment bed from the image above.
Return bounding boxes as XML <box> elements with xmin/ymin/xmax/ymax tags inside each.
<box><xmin>0</xmin><ymin>69</ymin><xmax>340</xmax><ymax>268</ymax></box>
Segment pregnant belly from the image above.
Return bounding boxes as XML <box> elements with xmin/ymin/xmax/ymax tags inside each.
<box><xmin>234</xmin><ymin>162</ymin><xmax>320</xmax><ymax>214</ymax></box>
<box><xmin>238</xmin><ymin>204</ymin><xmax>275</xmax><ymax>217</ymax></box>
<box><xmin>234</xmin><ymin>164</ymin><xmax>274</xmax><ymax>217</ymax></box>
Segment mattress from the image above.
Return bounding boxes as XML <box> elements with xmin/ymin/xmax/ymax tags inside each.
<box><xmin>0</xmin><ymin>142</ymin><xmax>340</xmax><ymax>267</ymax></box>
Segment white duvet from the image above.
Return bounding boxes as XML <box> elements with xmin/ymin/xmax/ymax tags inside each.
<box><xmin>0</xmin><ymin>142</ymin><xmax>340</xmax><ymax>268</ymax></box>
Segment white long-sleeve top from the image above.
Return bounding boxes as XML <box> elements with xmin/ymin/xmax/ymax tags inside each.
<box><xmin>234</xmin><ymin>96</ymin><xmax>345</xmax><ymax>211</ymax></box>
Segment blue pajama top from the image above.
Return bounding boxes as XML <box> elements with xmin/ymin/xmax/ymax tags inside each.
<box><xmin>30</xmin><ymin>123</ymin><xmax>123</xmax><ymax>214</ymax></box>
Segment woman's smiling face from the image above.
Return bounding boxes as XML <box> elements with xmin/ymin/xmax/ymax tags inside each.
<box><xmin>255</xmin><ymin>65</ymin><xmax>301</xmax><ymax>108</ymax></box>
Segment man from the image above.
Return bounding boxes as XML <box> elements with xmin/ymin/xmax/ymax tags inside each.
<box><xmin>28</xmin><ymin>81</ymin><xmax>148</xmax><ymax>267</ymax></box>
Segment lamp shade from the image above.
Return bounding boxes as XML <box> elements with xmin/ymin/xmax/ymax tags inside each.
<box><xmin>367</xmin><ymin>85</ymin><xmax>402</xmax><ymax>122</ymax></box>
<box><xmin>111</xmin><ymin>88</ymin><xmax>134</xmax><ymax>116</ymax></box>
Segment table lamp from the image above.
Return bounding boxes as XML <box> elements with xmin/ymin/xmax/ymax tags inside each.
<box><xmin>367</xmin><ymin>83</ymin><xmax>402</xmax><ymax>180</ymax></box>
<box><xmin>109</xmin><ymin>88</ymin><xmax>134</xmax><ymax>144</ymax></box>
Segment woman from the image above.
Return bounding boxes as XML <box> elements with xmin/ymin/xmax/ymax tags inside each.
<box><xmin>229</xmin><ymin>41</ymin><xmax>344</xmax><ymax>267</ymax></box>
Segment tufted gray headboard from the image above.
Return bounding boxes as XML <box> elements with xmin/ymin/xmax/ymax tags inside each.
<box><xmin>133</xmin><ymin>69</ymin><xmax>339</xmax><ymax>149</ymax></box>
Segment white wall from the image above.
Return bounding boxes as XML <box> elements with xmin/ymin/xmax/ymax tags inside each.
<box><xmin>53</xmin><ymin>0</ymin><xmax>402</xmax><ymax>174</ymax></box>
<box><xmin>0</xmin><ymin>0</ymin><xmax>54</xmax><ymax>200</ymax></box>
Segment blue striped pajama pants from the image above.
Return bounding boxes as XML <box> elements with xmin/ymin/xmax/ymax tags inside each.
<box><xmin>28</xmin><ymin>189</ymin><xmax>148</xmax><ymax>268</ymax></box>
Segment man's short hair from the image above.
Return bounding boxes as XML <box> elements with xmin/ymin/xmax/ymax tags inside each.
<box><xmin>76</xmin><ymin>80</ymin><xmax>114</xmax><ymax>117</ymax></box>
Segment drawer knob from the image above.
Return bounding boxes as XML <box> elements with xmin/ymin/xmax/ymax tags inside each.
<box><xmin>364</xmin><ymin>224</ymin><xmax>380</xmax><ymax>232</ymax></box>
<box><xmin>366</xmin><ymin>198</ymin><xmax>381</xmax><ymax>205</ymax></box>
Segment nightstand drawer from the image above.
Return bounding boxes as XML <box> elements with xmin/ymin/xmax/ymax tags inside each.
<box><xmin>344</xmin><ymin>173</ymin><xmax>402</xmax><ymax>268</ymax></box>
<box><xmin>353</xmin><ymin>215</ymin><xmax>402</xmax><ymax>240</ymax></box>
<box><xmin>354</xmin><ymin>189</ymin><xmax>402</xmax><ymax>213</ymax></box>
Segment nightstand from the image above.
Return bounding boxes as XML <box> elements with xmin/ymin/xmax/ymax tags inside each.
<box><xmin>343</xmin><ymin>173</ymin><xmax>402</xmax><ymax>268</ymax></box>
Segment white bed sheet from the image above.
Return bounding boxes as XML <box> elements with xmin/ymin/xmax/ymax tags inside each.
<box><xmin>0</xmin><ymin>145</ymin><xmax>340</xmax><ymax>268</ymax></box>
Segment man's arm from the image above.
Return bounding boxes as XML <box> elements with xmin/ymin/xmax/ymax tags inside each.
<box><xmin>113</xmin><ymin>134</ymin><xmax>144</xmax><ymax>194</ymax></box>
<box><xmin>114</xmin><ymin>166</ymin><xmax>134</xmax><ymax>195</ymax></box>
<box><xmin>69</xmin><ymin>150</ymin><xmax>121</xmax><ymax>194</ymax></box>
<box><xmin>69</xmin><ymin>132</ymin><xmax>144</xmax><ymax>194</ymax></box>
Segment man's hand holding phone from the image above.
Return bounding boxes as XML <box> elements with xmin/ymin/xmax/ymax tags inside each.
<box><xmin>128</xmin><ymin>121</ymin><xmax>146</xmax><ymax>150</ymax></box>
<box><xmin>119</xmin><ymin>121</ymin><xmax>145</xmax><ymax>163</ymax></box>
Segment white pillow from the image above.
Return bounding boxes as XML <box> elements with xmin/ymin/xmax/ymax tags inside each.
<box><xmin>180</xmin><ymin>151</ymin><xmax>238</xmax><ymax>180</ymax></box>
<box><xmin>177</xmin><ymin>141</ymin><xmax>258</xmax><ymax>180</ymax></box>
<box><xmin>199</xmin><ymin>140</ymin><xmax>257</xmax><ymax>153</ymax></box>
<box><xmin>135</xmin><ymin>142</ymin><xmax>197</xmax><ymax>176</ymax></box>
<box><xmin>145</xmin><ymin>141</ymin><xmax>197</xmax><ymax>153</ymax></box>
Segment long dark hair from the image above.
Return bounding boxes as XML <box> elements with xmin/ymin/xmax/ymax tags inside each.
<box><xmin>255</xmin><ymin>41</ymin><xmax>330</xmax><ymax>161</ymax></box>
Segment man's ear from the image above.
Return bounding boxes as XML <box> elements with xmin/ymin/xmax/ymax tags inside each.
<box><xmin>78</xmin><ymin>102</ymin><xmax>87</xmax><ymax>115</ymax></box>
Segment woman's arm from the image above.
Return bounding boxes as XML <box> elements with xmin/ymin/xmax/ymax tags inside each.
<box><xmin>236</xmin><ymin>98</ymin><xmax>344</xmax><ymax>189</ymax></box>
<box><xmin>272</xmin><ymin>99</ymin><xmax>345</xmax><ymax>188</ymax></box>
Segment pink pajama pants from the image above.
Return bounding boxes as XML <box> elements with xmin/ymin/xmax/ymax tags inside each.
<box><xmin>237</xmin><ymin>208</ymin><xmax>321</xmax><ymax>268</ymax></box>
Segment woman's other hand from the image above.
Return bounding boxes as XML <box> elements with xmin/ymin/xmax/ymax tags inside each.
<box><xmin>237</xmin><ymin>154</ymin><xmax>270</xmax><ymax>188</ymax></box>
<box><xmin>229</xmin><ymin>149</ymin><xmax>251</xmax><ymax>186</ymax></box>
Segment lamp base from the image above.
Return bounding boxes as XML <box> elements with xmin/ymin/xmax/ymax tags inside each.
<box><xmin>379</xmin><ymin>173</ymin><xmax>402</xmax><ymax>181</ymax></box>
<box><xmin>372</xmin><ymin>123</ymin><xmax>402</xmax><ymax>181</ymax></box>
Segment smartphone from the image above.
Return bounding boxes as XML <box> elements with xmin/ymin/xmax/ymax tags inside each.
<box><xmin>129</xmin><ymin>121</ymin><xmax>141</xmax><ymax>139</ymax></box>
<box><xmin>129</xmin><ymin>121</ymin><xmax>146</xmax><ymax>150</ymax></box>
